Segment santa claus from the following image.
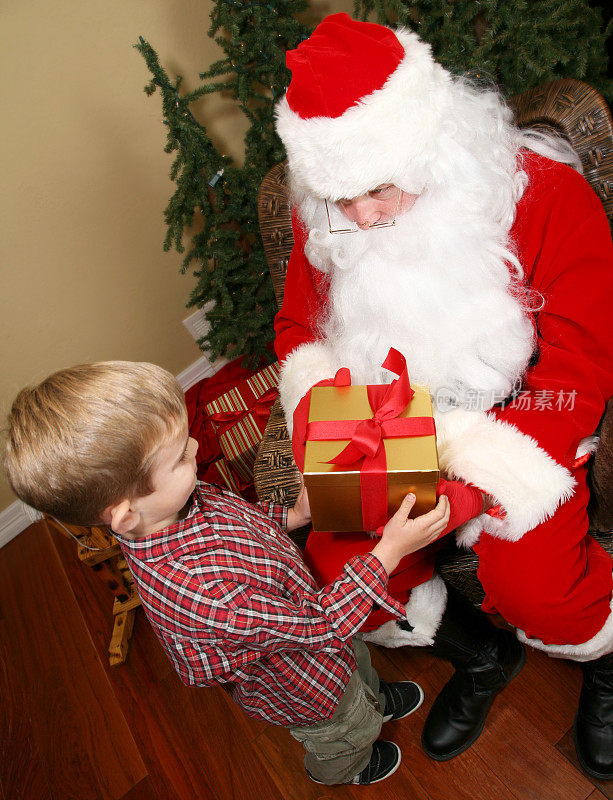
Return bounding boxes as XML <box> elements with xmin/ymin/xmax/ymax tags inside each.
<box><xmin>273</xmin><ymin>13</ymin><xmax>613</xmax><ymax>777</ymax></box>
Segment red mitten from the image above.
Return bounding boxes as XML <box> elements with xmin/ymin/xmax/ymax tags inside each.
<box><xmin>291</xmin><ymin>370</ymin><xmax>350</xmax><ymax>471</ymax></box>
<box><xmin>434</xmin><ymin>479</ymin><xmax>484</xmax><ymax>540</ymax></box>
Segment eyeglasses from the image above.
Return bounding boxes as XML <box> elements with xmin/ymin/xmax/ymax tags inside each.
<box><xmin>325</xmin><ymin>188</ymin><xmax>403</xmax><ymax>234</ymax></box>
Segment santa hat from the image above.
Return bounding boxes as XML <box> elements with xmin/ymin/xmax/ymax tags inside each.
<box><xmin>275</xmin><ymin>13</ymin><xmax>452</xmax><ymax>201</ymax></box>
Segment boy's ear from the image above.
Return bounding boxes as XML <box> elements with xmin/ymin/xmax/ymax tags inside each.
<box><xmin>101</xmin><ymin>499</ymin><xmax>140</xmax><ymax>536</ymax></box>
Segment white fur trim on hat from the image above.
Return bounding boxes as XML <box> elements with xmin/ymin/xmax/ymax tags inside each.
<box><xmin>278</xmin><ymin>342</ymin><xmax>337</xmax><ymax>434</ymax></box>
<box><xmin>435</xmin><ymin>408</ymin><xmax>576</xmax><ymax>543</ymax></box>
<box><xmin>275</xmin><ymin>29</ymin><xmax>451</xmax><ymax>201</ymax></box>
<box><xmin>517</xmin><ymin>592</ymin><xmax>613</xmax><ymax>662</ymax></box>
<box><xmin>362</xmin><ymin>573</ymin><xmax>447</xmax><ymax>648</ymax></box>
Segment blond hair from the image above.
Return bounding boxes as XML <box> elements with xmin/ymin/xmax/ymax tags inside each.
<box><xmin>4</xmin><ymin>361</ymin><xmax>187</xmax><ymax>525</ymax></box>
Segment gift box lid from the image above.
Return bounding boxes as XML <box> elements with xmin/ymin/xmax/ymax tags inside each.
<box><xmin>304</xmin><ymin>383</ymin><xmax>439</xmax><ymax>485</ymax></box>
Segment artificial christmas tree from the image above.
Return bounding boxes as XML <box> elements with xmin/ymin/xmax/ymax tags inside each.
<box><xmin>354</xmin><ymin>0</ymin><xmax>612</xmax><ymax>99</ymax></box>
<box><xmin>136</xmin><ymin>1</ymin><xmax>309</xmax><ymax>365</ymax></box>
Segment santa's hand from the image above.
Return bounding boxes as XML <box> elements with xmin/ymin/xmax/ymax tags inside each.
<box><xmin>371</xmin><ymin>494</ymin><xmax>450</xmax><ymax>575</ymax></box>
<box><xmin>290</xmin><ymin>376</ymin><xmax>338</xmax><ymax>472</ymax></box>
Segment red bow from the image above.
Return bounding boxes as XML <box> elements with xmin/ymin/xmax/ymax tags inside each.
<box><xmin>209</xmin><ymin>386</ymin><xmax>278</xmax><ymax>432</ymax></box>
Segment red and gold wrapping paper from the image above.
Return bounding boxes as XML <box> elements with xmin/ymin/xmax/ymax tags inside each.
<box><xmin>205</xmin><ymin>361</ymin><xmax>279</xmax><ymax>483</ymax></box>
<box><xmin>206</xmin><ymin>458</ymin><xmax>242</xmax><ymax>494</ymax></box>
<box><xmin>299</xmin><ymin>349</ymin><xmax>439</xmax><ymax>532</ymax></box>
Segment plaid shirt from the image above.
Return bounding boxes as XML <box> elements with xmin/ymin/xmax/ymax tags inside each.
<box><xmin>116</xmin><ymin>482</ymin><xmax>405</xmax><ymax>726</ymax></box>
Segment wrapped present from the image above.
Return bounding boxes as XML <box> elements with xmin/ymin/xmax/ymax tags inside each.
<box><xmin>301</xmin><ymin>349</ymin><xmax>439</xmax><ymax>532</ymax></box>
<box><xmin>205</xmin><ymin>361</ymin><xmax>279</xmax><ymax>483</ymax></box>
<box><xmin>206</xmin><ymin>458</ymin><xmax>242</xmax><ymax>494</ymax></box>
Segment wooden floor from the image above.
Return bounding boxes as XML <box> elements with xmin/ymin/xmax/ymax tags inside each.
<box><xmin>1</xmin><ymin>521</ymin><xmax>612</xmax><ymax>800</ymax></box>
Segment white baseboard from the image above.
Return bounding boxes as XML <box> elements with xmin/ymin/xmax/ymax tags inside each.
<box><xmin>0</xmin><ymin>353</ymin><xmax>229</xmax><ymax>549</ymax></box>
<box><xmin>0</xmin><ymin>501</ymin><xmax>43</xmax><ymax>549</ymax></box>
<box><xmin>177</xmin><ymin>354</ymin><xmax>228</xmax><ymax>391</ymax></box>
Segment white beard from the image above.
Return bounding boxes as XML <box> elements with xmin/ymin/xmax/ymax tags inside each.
<box><xmin>297</xmin><ymin>184</ymin><xmax>535</xmax><ymax>410</ymax></box>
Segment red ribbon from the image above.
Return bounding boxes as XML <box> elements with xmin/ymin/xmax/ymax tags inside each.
<box><xmin>304</xmin><ymin>348</ymin><xmax>435</xmax><ymax>531</ymax></box>
<box><xmin>209</xmin><ymin>386</ymin><xmax>278</xmax><ymax>432</ymax></box>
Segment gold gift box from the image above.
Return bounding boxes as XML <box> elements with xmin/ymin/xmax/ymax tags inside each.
<box><xmin>304</xmin><ymin>383</ymin><xmax>439</xmax><ymax>532</ymax></box>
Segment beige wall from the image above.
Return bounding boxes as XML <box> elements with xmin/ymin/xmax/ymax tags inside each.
<box><xmin>0</xmin><ymin>0</ymin><xmax>356</xmax><ymax>513</ymax></box>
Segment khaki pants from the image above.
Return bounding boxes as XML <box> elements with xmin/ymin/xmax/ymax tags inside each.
<box><xmin>288</xmin><ymin>639</ymin><xmax>386</xmax><ymax>785</ymax></box>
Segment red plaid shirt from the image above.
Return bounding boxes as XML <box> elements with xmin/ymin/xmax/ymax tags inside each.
<box><xmin>115</xmin><ymin>482</ymin><xmax>405</xmax><ymax>726</ymax></box>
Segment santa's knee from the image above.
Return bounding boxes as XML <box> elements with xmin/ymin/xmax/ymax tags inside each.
<box><xmin>514</xmin><ymin>591</ymin><xmax>612</xmax><ymax>654</ymax></box>
<box><xmin>477</xmin><ymin>547</ymin><xmax>613</xmax><ymax>658</ymax></box>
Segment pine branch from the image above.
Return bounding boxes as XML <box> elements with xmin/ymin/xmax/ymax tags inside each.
<box><xmin>136</xmin><ymin>1</ymin><xmax>310</xmax><ymax>365</ymax></box>
<box><xmin>353</xmin><ymin>0</ymin><xmax>612</xmax><ymax>99</ymax></box>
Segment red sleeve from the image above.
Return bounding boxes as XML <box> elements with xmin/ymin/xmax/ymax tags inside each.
<box><xmin>494</xmin><ymin>155</ymin><xmax>613</xmax><ymax>467</ymax></box>
<box><xmin>256</xmin><ymin>500</ymin><xmax>289</xmax><ymax>530</ymax></box>
<box><xmin>220</xmin><ymin>552</ymin><xmax>406</xmax><ymax>649</ymax></box>
<box><xmin>274</xmin><ymin>212</ymin><xmax>329</xmax><ymax>363</ymax></box>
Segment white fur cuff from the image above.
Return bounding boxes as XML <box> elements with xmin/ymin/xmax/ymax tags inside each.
<box><xmin>362</xmin><ymin>573</ymin><xmax>447</xmax><ymax>648</ymax></box>
<box><xmin>455</xmin><ymin>513</ymin><xmax>508</xmax><ymax>549</ymax></box>
<box><xmin>517</xmin><ymin>594</ymin><xmax>613</xmax><ymax>662</ymax></box>
<box><xmin>435</xmin><ymin>408</ymin><xmax>575</xmax><ymax>543</ymax></box>
<box><xmin>278</xmin><ymin>342</ymin><xmax>337</xmax><ymax>434</ymax></box>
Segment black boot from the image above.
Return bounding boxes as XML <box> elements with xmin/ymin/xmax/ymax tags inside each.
<box><xmin>418</xmin><ymin>585</ymin><xmax>525</xmax><ymax>761</ymax></box>
<box><xmin>575</xmin><ymin>652</ymin><xmax>613</xmax><ymax>779</ymax></box>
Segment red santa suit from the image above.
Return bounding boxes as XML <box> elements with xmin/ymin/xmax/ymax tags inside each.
<box><xmin>272</xmin><ymin>12</ymin><xmax>613</xmax><ymax>775</ymax></box>
<box><xmin>272</xmin><ymin>13</ymin><xmax>613</xmax><ymax>660</ymax></box>
<box><xmin>274</xmin><ymin>151</ymin><xmax>613</xmax><ymax>659</ymax></box>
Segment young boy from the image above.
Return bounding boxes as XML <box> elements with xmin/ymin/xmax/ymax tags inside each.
<box><xmin>4</xmin><ymin>361</ymin><xmax>453</xmax><ymax>786</ymax></box>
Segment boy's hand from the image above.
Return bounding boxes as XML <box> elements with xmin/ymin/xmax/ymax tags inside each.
<box><xmin>286</xmin><ymin>480</ymin><xmax>311</xmax><ymax>532</ymax></box>
<box><xmin>371</xmin><ymin>493</ymin><xmax>450</xmax><ymax>575</ymax></box>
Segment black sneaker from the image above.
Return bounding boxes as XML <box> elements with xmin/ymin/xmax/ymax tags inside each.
<box><xmin>380</xmin><ymin>680</ymin><xmax>425</xmax><ymax>722</ymax></box>
<box><xmin>307</xmin><ymin>740</ymin><xmax>402</xmax><ymax>785</ymax></box>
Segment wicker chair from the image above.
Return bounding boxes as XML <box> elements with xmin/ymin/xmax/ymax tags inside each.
<box><xmin>254</xmin><ymin>79</ymin><xmax>613</xmax><ymax>604</ymax></box>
